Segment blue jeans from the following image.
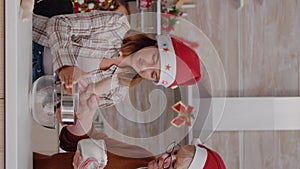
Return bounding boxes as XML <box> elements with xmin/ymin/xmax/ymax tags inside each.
<box><xmin>32</xmin><ymin>41</ymin><xmax>45</xmax><ymax>82</ymax></box>
<box><xmin>32</xmin><ymin>0</ymin><xmax>73</xmax><ymax>83</ymax></box>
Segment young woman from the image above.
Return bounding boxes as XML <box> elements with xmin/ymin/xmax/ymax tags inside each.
<box><xmin>33</xmin><ymin>11</ymin><xmax>159</xmax><ymax>107</ymax></box>
<box><xmin>33</xmin><ymin>10</ymin><xmax>201</xmax><ymax>108</ymax></box>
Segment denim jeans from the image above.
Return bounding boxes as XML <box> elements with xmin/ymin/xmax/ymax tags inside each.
<box><xmin>32</xmin><ymin>41</ymin><xmax>45</xmax><ymax>82</ymax></box>
<box><xmin>32</xmin><ymin>0</ymin><xmax>73</xmax><ymax>82</ymax></box>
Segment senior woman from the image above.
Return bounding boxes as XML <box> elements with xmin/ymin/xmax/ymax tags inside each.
<box><xmin>33</xmin><ymin>9</ymin><xmax>201</xmax><ymax>108</ymax></box>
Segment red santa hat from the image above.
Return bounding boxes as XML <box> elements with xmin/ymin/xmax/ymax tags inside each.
<box><xmin>156</xmin><ymin>34</ymin><xmax>201</xmax><ymax>89</ymax></box>
<box><xmin>188</xmin><ymin>144</ymin><xmax>226</xmax><ymax>169</ymax></box>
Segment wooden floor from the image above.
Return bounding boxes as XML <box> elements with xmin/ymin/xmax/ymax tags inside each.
<box><xmin>182</xmin><ymin>0</ymin><xmax>300</xmax><ymax>168</ymax></box>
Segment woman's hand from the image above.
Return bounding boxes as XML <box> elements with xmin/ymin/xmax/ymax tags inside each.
<box><xmin>76</xmin><ymin>79</ymin><xmax>99</xmax><ymax>123</ymax></box>
<box><xmin>59</xmin><ymin>66</ymin><xmax>90</xmax><ymax>89</ymax></box>
<box><xmin>65</xmin><ymin>79</ymin><xmax>99</xmax><ymax>135</ymax></box>
<box><xmin>72</xmin><ymin>149</ymin><xmax>105</xmax><ymax>169</ymax></box>
<box><xmin>73</xmin><ymin>150</ymin><xmax>83</xmax><ymax>169</ymax></box>
<box><xmin>57</xmin><ymin>84</ymin><xmax>98</xmax><ymax>128</ymax></box>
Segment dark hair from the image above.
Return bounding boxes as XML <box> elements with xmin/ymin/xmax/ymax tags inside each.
<box><xmin>116</xmin><ymin>0</ymin><xmax>130</xmax><ymax>15</ymax></box>
<box><xmin>117</xmin><ymin>32</ymin><xmax>157</xmax><ymax>86</ymax></box>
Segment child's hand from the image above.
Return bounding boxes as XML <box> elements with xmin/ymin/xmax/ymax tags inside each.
<box><xmin>59</xmin><ymin>66</ymin><xmax>90</xmax><ymax>89</ymax></box>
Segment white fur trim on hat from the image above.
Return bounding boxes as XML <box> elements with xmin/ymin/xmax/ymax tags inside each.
<box><xmin>155</xmin><ymin>34</ymin><xmax>177</xmax><ymax>88</ymax></box>
<box><xmin>188</xmin><ymin>145</ymin><xmax>208</xmax><ymax>169</ymax></box>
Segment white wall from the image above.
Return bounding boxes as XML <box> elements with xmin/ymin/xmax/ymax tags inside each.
<box><xmin>215</xmin><ymin>97</ymin><xmax>300</xmax><ymax>131</ymax></box>
<box><xmin>192</xmin><ymin>97</ymin><xmax>300</xmax><ymax>136</ymax></box>
<box><xmin>5</xmin><ymin>0</ymin><xmax>32</xmax><ymax>168</ymax></box>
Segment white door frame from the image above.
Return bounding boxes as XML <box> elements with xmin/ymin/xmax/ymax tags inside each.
<box><xmin>5</xmin><ymin>0</ymin><xmax>32</xmax><ymax>168</ymax></box>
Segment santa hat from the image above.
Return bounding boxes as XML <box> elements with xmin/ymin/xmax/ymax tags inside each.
<box><xmin>156</xmin><ymin>34</ymin><xmax>201</xmax><ymax>89</ymax></box>
<box><xmin>188</xmin><ymin>144</ymin><xmax>226</xmax><ymax>169</ymax></box>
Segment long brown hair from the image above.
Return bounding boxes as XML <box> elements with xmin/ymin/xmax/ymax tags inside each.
<box><xmin>117</xmin><ymin>32</ymin><xmax>157</xmax><ymax>87</ymax></box>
